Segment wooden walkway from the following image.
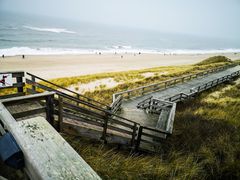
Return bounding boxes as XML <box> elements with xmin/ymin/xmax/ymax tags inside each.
<box><xmin>0</xmin><ymin>92</ymin><xmax>101</xmax><ymax>179</ymax></box>
<box><xmin>116</xmin><ymin>65</ymin><xmax>240</xmax><ymax>128</ymax></box>
<box><xmin>1</xmin><ymin>64</ymin><xmax>240</xmax><ymax>156</ymax></box>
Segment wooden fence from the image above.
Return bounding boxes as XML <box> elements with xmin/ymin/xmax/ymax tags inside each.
<box><xmin>109</xmin><ymin>95</ymin><xmax>123</xmax><ymax>113</ymax></box>
<box><xmin>26</xmin><ymin>72</ymin><xmax>110</xmax><ymax>109</ymax></box>
<box><xmin>24</xmin><ymin>73</ymin><xmax>141</xmax><ymax>147</ymax></box>
<box><xmin>1</xmin><ymin>92</ymin><xmax>56</xmax><ymax>126</ymax></box>
<box><xmin>0</xmin><ymin>93</ymin><xmax>101</xmax><ymax>179</ymax></box>
<box><xmin>1</xmin><ymin>67</ymin><xmax>239</xmax><ymax>153</ymax></box>
<box><xmin>112</xmin><ymin>64</ymin><xmax>236</xmax><ymax>102</ymax></box>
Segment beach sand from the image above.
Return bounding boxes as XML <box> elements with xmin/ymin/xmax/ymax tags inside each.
<box><xmin>0</xmin><ymin>53</ymin><xmax>240</xmax><ymax>79</ymax></box>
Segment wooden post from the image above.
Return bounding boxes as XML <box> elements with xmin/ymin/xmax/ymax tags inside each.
<box><xmin>135</xmin><ymin>126</ymin><xmax>143</xmax><ymax>151</ymax></box>
<box><xmin>45</xmin><ymin>95</ymin><xmax>55</xmax><ymax>126</ymax></box>
<box><xmin>128</xmin><ymin>92</ymin><xmax>131</xmax><ymax>99</ymax></box>
<box><xmin>31</xmin><ymin>75</ymin><xmax>36</xmax><ymax>92</ymax></box>
<box><xmin>131</xmin><ymin>123</ymin><xmax>137</xmax><ymax>147</ymax></box>
<box><xmin>182</xmin><ymin>77</ymin><xmax>185</xmax><ymax>83</ymax></box>
<box><xmin>16</xmin><ymin>76</ymin><xmax>24</xmax><ymax>93</ymax></box>
<box><xmin>165</xmin><ymin>82</ymin><xmax>167</xmax><ymax>88</ymax></box>
<box><xmin>58</xmin><ymin>96</ymin><xmax>63</xmax><ymax>132</ymax></box>
<box><xmin>211</xmin><ymin>81</ymin><xmax>214</xmax><ymax>87</ymax></box>
<box><xmin>101</xmin><ymin>109</ymin><xmax>110</xmax><ymax>143</ymax></box>
<box><xmin>197</xmin><ymin>86</ymin><xmax>200</xmax><ymax>92</ymax></box>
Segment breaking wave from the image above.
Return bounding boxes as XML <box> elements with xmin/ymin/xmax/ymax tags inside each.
<box><xmin>23</xmin><ymin>26</ymin><xmax>76</xmax><ymax>34</ymax></box>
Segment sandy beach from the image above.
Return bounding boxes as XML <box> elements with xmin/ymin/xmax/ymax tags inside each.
<box><xmin>1</xmin><ymin>53</ymin><xmax>240</xmax><ymax>79</ymax></box>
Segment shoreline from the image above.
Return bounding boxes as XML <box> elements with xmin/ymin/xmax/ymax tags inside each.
<box><xmin>1</xmin><ymin>47</ymin><xmax>240</xmax><ymax>57</ymax></box>
<box><xmin>1</xmin><ymin>52</ymin><xmax>240</xmax><ymax>80</ymax></box>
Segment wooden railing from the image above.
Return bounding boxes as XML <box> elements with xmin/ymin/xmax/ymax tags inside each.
<box><xmin>190</xmin><ymin>70</ymin><xmax>240</xmax><ymax>94</ymax></box>
<box><xmin>166</xmin><ymin>92</ymin><xmax>192</xmax><ymax>102</ymax></box>
<box><xmin>1</xmin><ymin>67</ymin><xmax>238</xmax><ymax>153</ymax></box>
<box><xmin>136</xmin><ymin>96</ymin><xmax>153</xmax><ymax>110</ymax></box>
<box><xmin>164</xmin><ymin>102</ymin><xmax>176</xmax><ymax>134</ymax></box>
<box><xmin>26</xmin><ymin>72</ymin><xmax>110</xmax><ymax>109</ymax></box>
<box><xmin>23</xmin><ymin>74</ymin><xmax>140</xmax><ymax>147</ymax></box>
<box><xmin>1</xmin><ymin>92</ymin><xmax>56</xmax><ymax>127</ymax></box>
<box><xmin>137</xmin><ymin>97</ymin><xmax>173</xmax><ymax>114</ymax></box>
<box><xmin>23</xmin><ymin>76</ymin><xmax>171</xmax><ymax>150</ymax></box>
<box><xmin>0</xmin><ymin>71</ymin><xmax>25</xmax><ymax>99</ymax></box>
<box><xmin>135</xmin><ymin>126</ymin><xmax>171</xmax><ymax>151</ymax></box>
<box><xmin>138</xmin><ymin>98</ymin><xmax>176</xmax><ymax>133</ymax></box>
<box><xmin>112</xmin><ymin>64</ymin><xmax>236</xmax><ymax>101</ymax></box>
<box><xmin>110</xmin><ymin>95</ymin><xmax>123</xmax><ymax>113</ymax></box>
<box><xmin>0</xmin><ymin>92</ymin><xmax>101</xmax><ymax>179</ymax></box>
<box><xmin>55</xmin><ymin>93</ymin><xmax>139</xmax><ymax>146</ymax></box>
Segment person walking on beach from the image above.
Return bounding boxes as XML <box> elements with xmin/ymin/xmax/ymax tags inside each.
<box><xmin>22</xmin><ymin>55</ymin><xmax>25</xmax><ymax>59</ymax></box>
<box><xmin>2</xmin><ymin>54</ymin><xmax>4</xmax><ymax>58</ymax></box>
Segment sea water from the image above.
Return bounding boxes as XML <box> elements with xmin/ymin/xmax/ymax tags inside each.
<box><xmin>0</xmin><ymin>12</ymin><xmax>240</xmax><ymax>56</ymax></box>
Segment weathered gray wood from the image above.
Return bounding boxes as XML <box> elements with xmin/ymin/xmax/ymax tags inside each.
<box><xmin>101</xmin><ymin>112</ymin><xmax>109</xmax><ymax>143</ymax></box>
<box><xmin>58</xmin><ymin>96</ymin><xmax>63</xmax><ymax>132</ymax></box>
<box><xmin>1</xmin><ymin>91</ymin><xmax>55</xmax><ymax>104</ymax></box>
<box><xmin>110</xmin><ymin>95</ymin><xmax>122</xmax><ymax>113</ymax></box>
<box><xmin>62</xmin><ymin>111</ymin><xmax>104</xmax><ymax>127</ymax></box>
<box><xmin>45</xmin><ymin>94</ymin><xmax>55</xmax><ymax>125</ymax></box>
<box><xmin>0</xmin><ymin>104</ymin><xmax>101</xmax><ymax>180</ymax></box>
<box><xmin>130</xmin><ymin>123</ymin><xmax>137</xmax><ymax>146</ymax></box>
<box><xmin>26</xmin><ymin>72</ymin><xmax>109</xmax><ymax>108</ymax></box>
<box><xmin>113</xmin><ymin>64</ymin><xmax>236</xmax><ymax>100</ymax></box>
<box><xmin>12</xmin><ymin>107</ymin><xmax>46</xmax><ymax>119</ymax></box>
<box><xmin>0</xmin><ymin>92</ymin><xmax>25</xmax><ymax>99</ymax></box>
<box><xmin>118</xmin><ymin>65</ymin><xmax>240</xmax><ymax>129</ymax></box>
<box><xmin>135</xmin><ymin>126</ymin><xmax>143</xmax><ymax>151</ymax></box>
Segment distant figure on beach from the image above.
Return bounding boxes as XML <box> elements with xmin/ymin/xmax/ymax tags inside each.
<box><xmin>121</xmin><ymin>55</ymin><xmax>123</xmax><ymax>58</ymax></box>
<box><xmin>138</xmin><ymin>52</ymin><xmax>141</xmax><ymax>55</ymax></box>
<box><xmin>2</xmin><ymin>54</ymin><xmax>4</xmax><ymax>58</ymax></box>
<box><xmin>22</xmin><ymin>55</ymin><xmax>25</xmax><ymax>59</ymax></box>
<box><xmin>99</xmin><ymin>52</ymin><xmax>101</xmax><ymax>55</ymax></box>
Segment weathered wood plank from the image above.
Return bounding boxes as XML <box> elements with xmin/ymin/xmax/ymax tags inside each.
<box><xmin>0</xmin><ymin>92</ymin><xmax>25</xmax><ymax>99</ymax></box>
<box><xmin>12</xmin><ymin>107</ymin><xmax>46</xmax><ymax>119</ymax></box>
<box><xmin>0</xmin><ymin>103</ymin><xmax>101</xmax><ymax>179</ymax></box>
<box><xmin>1</xmin><ymin>91</ymin><xmax>55</xmax><ymax>104</ymax></box>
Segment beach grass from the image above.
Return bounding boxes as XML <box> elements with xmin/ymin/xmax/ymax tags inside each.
<box><xmin>0</xmin><ymin>55</ymin><xmax>239</xmax><ymax>179</ymax></box>
<box><xmin>63</xmin><ymin>79</ymin><xmax>240</xmax><ymax>179</ymax></box>
<box><xmin>42</xmin><ymin>56</ymin><xmax>233</xmax><ymax>104</ymax></box>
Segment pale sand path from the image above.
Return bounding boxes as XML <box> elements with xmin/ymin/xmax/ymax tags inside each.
<box><xmin>0</xmin><ymin>53</ymin><xmax>239</xmax><ymax>79</ymax></box>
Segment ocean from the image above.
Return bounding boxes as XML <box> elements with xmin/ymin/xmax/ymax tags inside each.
<box><xmin>0</xmin><ymin>12</ymin><xmax>240</xmax><ymax>56</ymax></box>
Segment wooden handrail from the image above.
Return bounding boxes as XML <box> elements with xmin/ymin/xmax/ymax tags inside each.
<box><xmin>26</xmin><ymin>72</ymin><xmax>110</xmax><ymax>108</ymax></box>
<box><xmin>113</xmin><ymin>64</ymin><xmax>236</xmax><ymax>100</ymax></box>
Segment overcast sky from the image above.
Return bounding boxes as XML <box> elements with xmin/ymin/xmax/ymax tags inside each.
<box><xmin>1</xmin><ymin>0</ymin><xmax>240</xmax><ymax>39</ymax></box>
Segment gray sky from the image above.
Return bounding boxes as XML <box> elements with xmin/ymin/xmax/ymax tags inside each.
<box><xmin>1</xmin><ymin>0</ymin><xmax>240</xmax><ymax>39</ymax></box>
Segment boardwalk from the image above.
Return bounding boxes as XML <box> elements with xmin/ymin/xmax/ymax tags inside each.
<box><xmin>1</xmin><ymin>64</ymin><xmax>240</xmax><ymax>154</ymax></box>
<box><xmin>117</xmin><ymin>65</ymin><xmax>240</xmax><ymax>128</ymax></box>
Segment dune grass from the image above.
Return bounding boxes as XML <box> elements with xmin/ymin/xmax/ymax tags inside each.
<box><xmin>195</xmin><ymin>55</ymin><xmax>232</xmax><ymax>66</ymax></box>
<box><xmin>64</xmin><ymin>80</ymin><xmax>240</xmax><ymax>180</ymax></box>
<box><xmin>0</xmin><ymin>56</ymin><xmax>233</xmax><ymax>100</ymax></box>
<box><xmin>0</xmin><ymin>56</ymin><xmax>239</xmax><ymax>179</ymax></box>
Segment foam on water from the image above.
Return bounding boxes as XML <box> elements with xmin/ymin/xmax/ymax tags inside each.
<box><xmin>0</xmin><ymin>13</ymin><xmax>239</xmax><ymax>57</ymax></box>
<box><xmin>0</xmin><ymin>46</ymin><xmax>240</xmax><ymax>56</ymax></box>
<box><xmin>23</xmin><ymin>26</ymin><xmax>76</xmax><ymax>34</ymax></box>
